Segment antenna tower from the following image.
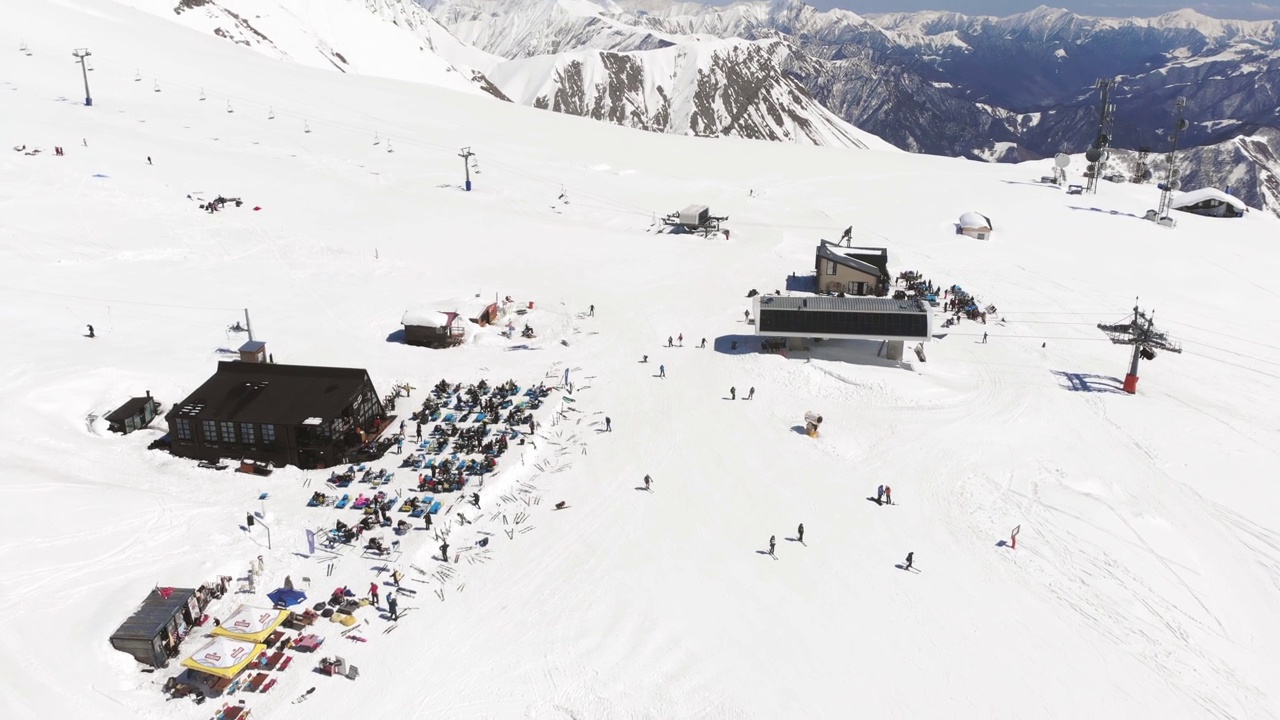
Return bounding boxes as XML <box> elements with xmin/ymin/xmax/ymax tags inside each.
<box><xmin>1097</xmin><ymin>299</ymin><xmax>1182</xmax><ymax>394</ymax></box>
<box><xmin>1084</xmin><ymin>78</ymin><xmax>1117</xmax><ymax>194</ymax></box>
<box><xmin>1151</xmin><ymin>97</ymin><xmax>1188</xmax><ymax>226</ymax></box>
<box><xmin>1131</xmin><ymin>146</ymin><xmax>1152</xmax><ymax>184</ymax></box>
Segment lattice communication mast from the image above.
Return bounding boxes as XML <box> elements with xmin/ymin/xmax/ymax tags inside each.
<box><xmin>1151</xmin><ymin>97</ymin><xmax>1189</xmax><ymax>226</ymax></box>
<box><xmin>1085</xmin><ymin>77</ymin><xmax>1117</xmax><ymax>195</ymax></box>
<box><xmin>1097</xmin><ymin>300</ymin><xmax>1182</xmax><ymax>394</ymax></box>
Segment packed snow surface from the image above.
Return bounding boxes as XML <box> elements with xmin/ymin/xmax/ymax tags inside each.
<box><xmin>3</xmin><ymin>2</ymin><xmax>1280</xmax><ymax>720</ymax></box>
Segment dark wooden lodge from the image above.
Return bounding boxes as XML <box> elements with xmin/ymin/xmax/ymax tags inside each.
<box><xmin>106</xmin><ymin>391</ymin><xmax>161</xmax><ymax>434</ymax></box>
<box><xmin>166</xmin><ymin>362</ymin><xmax>385</xmax><ymax>469</ymax></box>
<box><xmin>109</xmin><ymin>587</ymin><xmax>199</xmax><ymax>668</ymax></box>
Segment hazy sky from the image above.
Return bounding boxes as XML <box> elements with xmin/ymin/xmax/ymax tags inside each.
<box><xmin>803</xmin><ymin>2</ymin><xmax>1280</xmax><ymax>21</ymax></box>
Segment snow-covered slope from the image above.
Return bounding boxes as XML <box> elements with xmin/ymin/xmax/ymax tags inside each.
<box><xmin>488</xmin><ymin>37</ymin><xmax>892</xmax><ymax>147</ymax></box>
<box><xmin>4</xmin><ymin>2</ymin><xmax>1280</xmax><ymax>719</ymax></box>
<box><xmin>427</xmin><ymin>0</ymin><xmax>681</xmax><ymax>58</ymax></box>
<box><xmin>126</xmin><ymin>0</ymin><xmax>506</xmax><ymax>93</ymax></box>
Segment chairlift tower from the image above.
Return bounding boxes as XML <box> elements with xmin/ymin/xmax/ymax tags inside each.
<box><xmin>1084</xmin><ymin>77</ymin><xmax>1117</xmax><ymax>194</ymax></box>
<box><xmin>72</xmin><ymin>48</ymin><xmax>92</xmax><ymax>106</ymax></box>
<box><xmin>1097</xmin><ymin>299</ymin><xmax>1182</xmax><ymax>394</ymax></box>
<box><xmin>1152</xmin><ymin>97</ymin><xmax>1189</xmax><ymax>226</ymax></box>
<box><xmin>459</xmin><ymin>147</ymin><xmax>475</xmax><ymax>192</ymax></box>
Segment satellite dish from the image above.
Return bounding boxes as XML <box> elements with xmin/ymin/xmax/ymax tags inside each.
<box><xmin>1097</xmin><ymin>133</ymin><xmax>1110</xmax><ymax>146</ymax></box>
<box><xmin>1086</xmin><ymin>163</ymin><xmax>1097</xmax><ymax>173</ymax></box>
<box><xmin>1142</xmin><ymin>169</ymin><xmax>1153</xmax><ymax>181</ymax></box>
<box><xmin>1167</xmin><ymin>179</ymin><xmax>1181</xmax><ymax>191</ymax></box>
<box><xmin>1177</xmin><ymin>118</ymin><xmax>1190</xmax><ymax>131</ymax></box>
<box><xmin>1085</xmin><ymin>148</ymin><xmax>1103</xmax><ymax>163</ymax></box>
<box><xmin>1054</xmin><ymin>153</ymin><xmax>1071</xmax><ymax>168</ymax></box>
<box><xmin>1168</xmin><ymin>167</ymin><xmax>1181</xmax><ymax>178</ymax></box>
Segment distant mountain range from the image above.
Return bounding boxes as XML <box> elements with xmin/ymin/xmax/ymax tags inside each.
<box><xmin>155</xmin><ymin>0</ymin><xmax>1280</xmax><ymax>216</ymax></box>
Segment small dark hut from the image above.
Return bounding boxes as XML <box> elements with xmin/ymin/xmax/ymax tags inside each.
<box><xmin>109</xmin><ymin>587</ymin><xmax>199</xmax><ymax>668</ymax></box>
<box><xmin>106</xmin><ymin>392</ymin><xmax>161</xmax><ymax>434</ymax></box>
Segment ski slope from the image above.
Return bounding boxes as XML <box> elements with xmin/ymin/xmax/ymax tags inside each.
<box><xmin>3</xmin><ymin>2</ymin><xmax>1280</xmax><ymax>719</ymax></box>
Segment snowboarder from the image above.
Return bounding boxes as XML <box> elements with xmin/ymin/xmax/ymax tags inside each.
<box><xmin>386</xmin><ymin>591</ymin><xmax>398</xmax><ymax>620</ymax></box>
<box><xmin>439</xmin><ymin>541</ymin><xmax>450</xmax><ymax>561</ymax></box>
<box><xmin>86</xmin><ymin>324</ymin><xmax>95</xmax><ymax>338</ymax></box>
<box><xmin>884</xmin><ymin>485</ymin><xmax>893</xmax><ymax>505</ymax></box>
<box><xmin>658</xmin><ymin>364</ymin><xmax>666</xmax><ymax>379</ymax></box>
<box><xmin>368</xmin><ymin>582</ymin><xmax>379</xmax><ymax>605</ymax></box>
<box><xmin>700</xmin><ymin>338</ymin><xmax>707</xmax><ymax>349</ymax></box>
<box><xmin>678</xmin><ymin>333</ymin><xmax>683</xmax><ymax>346</ymax></box>
<box><xmin>604</xmin><ymin>417</ymin><xmax>612</xmax><ymax>432</ymax></box>
<box><xmin>904</xmin><ymin>551</ymin><xmax>914</xmax><ymax>571</ymax></box>
<box><xmin>730</xmin><ymin>387</ymin><xmax>736</xmax><ymax>400</ymax></box>
<box><xmin>768</xmin><ymin>535</ymin><xmax>777</xmax><ymax>557</ymax></box>
<box><xmin>747</xmin><ymin>387</ymin><xmax>755</xmax><ymax>400</ymax></box>
<box><xmin>797</xmin><ymin>523</ymin><xmax>804</xmax><ymax>543</ymax></box>
<box><xmin>147</xmin><ymin>156</ymin><xmax>152</xmax><ymax>165</ymax></box>
<box><xmin>643</xmin><ymin>474</ymin><xmax>652</xmax><ymax>491</ymax></box>
<box><xmin>589</xmin><ymin>304</ymin><xmax>595</xmax><ymax>317</ymax></box>
<box><xmin>982</xmin><ymin>332</ymin><xmax>988</xmax><ymax>344</ymax></box>
<box><xmin>667</xmin><ymin>336</ymin><xmax>673</xmax><ymax>347</ymax></box>
<box><xmin>876</xmin><ymin>484</ymin><xmax>885</xmax><ymax>505</ymax></box>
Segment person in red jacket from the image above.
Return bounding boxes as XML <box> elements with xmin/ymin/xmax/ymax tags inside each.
<box><xmin>368</xmin><ymin>582</ymin><xmax>379</xmax><ymax>606</ymax></box>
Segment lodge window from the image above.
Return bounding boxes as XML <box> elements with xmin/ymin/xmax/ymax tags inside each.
<box><xmin>201</xmin><ymin>420</ymin><xmax>217</xmax><ymax>442</ymax></box>
<box><xmin>240</xmin><ymin>422</ymin><xmax>256</xmax><ymax>445</ymax></box>
<box><xmin>261</xmin><ymin>424</ymin><xmax>277</xmax><ymax>444</ymax></box>
<box><xmin>759</xmin><ymin>309</ymin><xmax>928</xmax><ymax>337</ymax></box>
<box><xmin>219</xmin><ymin>421</ymin><xmax>236</xmax><ymax>443</ymax></box>
<box><xmin>825</xmin><ymin>260</ymin><xmax>836</xmax><ymax>275</ymax></box>
<box><xmin>176</xmin><ymin>419</ymin><xmax>192</xmax><ymax>441</ymax></box>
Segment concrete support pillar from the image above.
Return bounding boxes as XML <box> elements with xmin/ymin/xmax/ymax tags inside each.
<box><xmin>885</xmin><ymin>340</ymin><xmax>904</xmax><ymax>361</ymax></box>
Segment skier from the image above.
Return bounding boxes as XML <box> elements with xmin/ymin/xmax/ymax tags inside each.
<box><xmin>904</xmin><ymin>551</ymin><xmax>914</xmax><ymax>571</ymax></box>
<box><xmin>730</xmin><ymin>387</ymin><xmax>736</xmax><ymax>400</ymax></box>
<box><xmin>700</xmin><ymin>338</ymin><xmax>707</xmax><ymax>349</ymax></box>
<box><xmin>659</xmin><ymin>364</ymin><xmax>666</xmax><ymax>379</ymax></box>
<box><xmin>747</xmin><ymin>387</ymin><xmax>755</xmax><ymax>400</ymax></box>
<box><xmin>386</xmin><ymin>591</ymin><xmax>399</xmax><ymax>621</ymax></box>
<box><xmin>884</xmin><ymin>485</ymin><xmax>893</xmax><ymax>505</ymax></box>
<box><xmin>391</xmin><ymin>570</ymin><xmax>403</xmax><ymax>587</ymax></box>
<box><xmin>589</xmin><ymin>304</ymin><xmax>595</xmax><ymax>317</ymax></box>
<box><xmin>147</xmin><ymin>156</ymin><xmax>152</xmax><ymax>165</ymax></box>
<box><xmin>667</xmin><ymin>336</ymin><xmax>673</xmax><ymax>347</ymax></box>
<box><xmin>439</xmin><ymin>541</ymin><xmax>450</xmax><ymax>562</ymax></box>
<box><xmin>471</xmin><ymin>492</ymin><xmax>481</xmax><ymax>509</ymax></box>
<box><xmin>678</xmin><ymin>333</ymin><xmax>683</xmax><ymax>346</ymax></box>
<box><xmin>876</xmin><ymin>484</ymin><xmax>885</xmax><ymax>505</ymax></box>
<box><xmin>797</xmin><ymin>523</ymin><xmax>805</xmax><ymax>543</ymax></box>
<box><xmin>604</xmin><ymin>416</ymin><xmax>612</xmax><ymax>432</ymax></box>
<box><xmin>982</xmin><ymin>332</ymin><xmax>988</xmax><ymax>344</ymax></box>
<box><xmin>86</xmin><ymin>324</ymin><xmax>95</xmax><ymax>338</ymax></box>
<box><xmin>368</xmin><ymin>582</ymin><xmax>379</xmax><ymax>606</ymax></box>
<box><xmin>643</xmin><ymin>474</ymin><xmax>652</xmax><ymax>491</ymax></box>
<box><xmin>768</xmin><ymin>535</ymin><xmax>777</xmax><ymax>557</ymax></box>
<box><xmin>641</xmin><ymin>355</ymin><xmax>649</xmax><ymax>363</ymax></box>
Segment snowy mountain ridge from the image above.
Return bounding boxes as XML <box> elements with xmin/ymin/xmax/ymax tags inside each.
<box><xmin>487</xmin><ymin>36</ymin><xmax>892</xmax><ymax>147</ymax></box>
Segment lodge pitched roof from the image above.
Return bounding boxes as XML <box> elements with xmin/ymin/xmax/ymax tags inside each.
<box><xmin>167</xmin><ymin>362</ymin><xmax>373</xmax><ymax>425</ymax></box>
